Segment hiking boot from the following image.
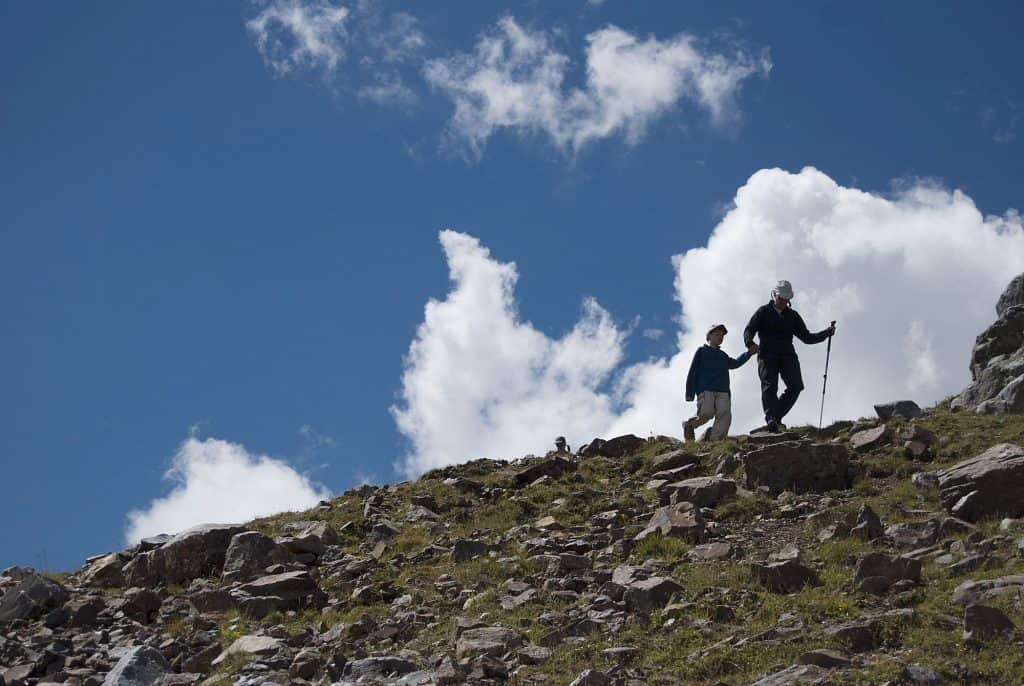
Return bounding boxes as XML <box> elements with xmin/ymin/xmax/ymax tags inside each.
<box><xmin>766</xmin><ymin>419</ymin><xmax>780</xmax><ymax>433</ymax></box>
<box><xmin>683</xmin><ymin>422</ymin><xmax>695</xmax><ymax>442</ymax></box>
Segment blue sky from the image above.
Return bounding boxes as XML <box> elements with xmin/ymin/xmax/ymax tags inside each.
<box><xmin>3</xmin><ymin>1</ymin><xmax>1024</xmax><ymax>571</ymax></box>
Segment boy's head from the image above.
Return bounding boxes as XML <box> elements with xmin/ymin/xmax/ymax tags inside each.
<box><xmin>706</xmin><ymin>324</ymin><xmax>727</xmax><ymax>347</ymax></box>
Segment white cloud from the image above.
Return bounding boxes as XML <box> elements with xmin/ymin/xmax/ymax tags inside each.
<box><xmin>391</xmin><ymin>231</ymin><xmax>624</xmax><ymax>477</ymax></box>
<box><xmin>394</xmin><ymin>168</ymin><xmax>1024</xmax><ymax>475</ymax></box>
<box><xmin>423</xmin><ymin>17</ymin><xmax>770</xmax><ymax>158</ymax></box>
<box><xmin>642</xmin><ymin>328</ymin><xmax>665</xmax><ymax>340</ymax></box>
<box><xmin>124</xmin><ymin>437</ymin><xmax>330</xmax><ymax>544</ymax></box>
<box><xmin>247</xmin><ymin>0</ymin><xmax>351</xmax><ymax>76</ymax></box>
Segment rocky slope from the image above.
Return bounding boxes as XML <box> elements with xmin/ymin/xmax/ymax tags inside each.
<box><xmin>2</xmin><ymin>275</ymin><xmax>1024</xmax><ymax>686</ymax></box>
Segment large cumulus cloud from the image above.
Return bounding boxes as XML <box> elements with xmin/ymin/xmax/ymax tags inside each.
<box><xmin>394</xmin><ymin>167</ymin><xmax>1024</xmax><ymax>476</ymax></box>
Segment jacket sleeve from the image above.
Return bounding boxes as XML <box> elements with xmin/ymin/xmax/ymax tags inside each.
<box><xmin>728</xmin><ymin>350</ymin><xmax>753</xmax><ymax>369</ymax></box>
<box><xmin>793</xmin><ymin>311</ymin><xmax>830</xmax><ymax>344</ymax></box>
<box><xmin>743</xmin><ymin>308</ymin><xmax>761</xmax><ymax>348</ymax></box>
<box><xmin>685</xmin><ymin>348</ymin><xmax>701</xmax><ymax>401</ymax></box>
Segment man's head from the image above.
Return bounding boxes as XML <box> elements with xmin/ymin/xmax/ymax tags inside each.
<box><xmin>771</xmin><ymin>280</ymin><xmax>793</xmax><ymax>309</ymax></box>
<box><xmin>706</xmin><ymin>323</ymin><xmax>727</xmax><ymax>348</ymax></box>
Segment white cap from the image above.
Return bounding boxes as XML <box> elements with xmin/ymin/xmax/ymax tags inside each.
<box><xmin>772</xmin><ymin>280</ymin><xmax>794</xmax><ymax>300</ymax></box>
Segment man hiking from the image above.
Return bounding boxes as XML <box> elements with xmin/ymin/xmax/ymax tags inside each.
<box><xmin>743</xmin><ymin>280</ymin><xmax>836</xmax><ymax>433</ymax></box>
<box><xmin>684</xmin><ymin>323</ymin><xmax>756</xmax><ymax>442</ymax></box>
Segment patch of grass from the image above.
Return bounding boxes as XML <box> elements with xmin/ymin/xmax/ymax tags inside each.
<box><xmin>630</xmin><ymin>534</ymin><xmax>690</xmax><ymax>564</ymax></box>
<box><xmin>715</xmin><ymin>492</ymin><xmax>774</xmax><ymax>523</ymax></box>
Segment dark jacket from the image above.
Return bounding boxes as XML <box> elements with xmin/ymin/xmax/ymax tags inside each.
<box><xmin>743</xmin><ymin>302</ymin><xmax>830</xmax><ymax>356</ymax></box>
<box><xmin>685</xmin><ymin>345</ymin><xmax>752</xmax><ymax>401</ymax></box>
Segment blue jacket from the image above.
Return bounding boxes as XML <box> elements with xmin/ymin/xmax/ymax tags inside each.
<box><xmin>743</xmin><ymin>302</ymin><xmax>830</xmax><ymax>356</ymax></box>
<box><xmin>685</xmin><ymin>345</ymin><xmax>752</xmax><ymax>401</ymax></box>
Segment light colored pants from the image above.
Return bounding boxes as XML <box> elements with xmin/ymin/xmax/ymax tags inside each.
<box><xmin>684</xmin><ymin>391</ymin><xmax>732</xmax><ymax>440</ymax></box>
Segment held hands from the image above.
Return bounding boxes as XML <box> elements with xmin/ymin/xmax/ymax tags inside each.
<box><xmin>826</xmin><ymin>320</ymin><xmax>837</xmax><ymax>337</ymax></box>
<box><xmin>746</xmin><ymin>342</ymin><xmax>759</xmax><ymax>355</ymax></box>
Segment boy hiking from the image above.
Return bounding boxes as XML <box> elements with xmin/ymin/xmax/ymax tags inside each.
<box><xmin>684</xmin><ymin>324</ymin><xmax>756</xmax><ymax>441</ymax></box>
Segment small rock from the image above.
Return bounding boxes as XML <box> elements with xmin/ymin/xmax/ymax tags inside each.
<box><xmin>874</xmin><ymin>400</ymin><xmax>923</xmax><ymax>420</ymax></box>
<box><xmin>963</xmin><ymin>603</ymin><xmax>1016</xmax><ymax>642</ymax></box>
<box><xmin>102</xmin><ymin>645</ymin><xmax>171</xmax><ymax>685</ymax></box>
<box><xmin>851</xmin><ymin>425</ymin><xmax>889</xmax><ymax>452</ymax></box>
<box><xmin>900</xmin><ymin>664</ymin><xmax>943</xmax><ymax>685</ymax></box>
<box><xmin>751</xmin><ymin>558</ymin><xmax>819</xmax><ymax>593</ymax></box>
<box><xmin>797</xmin><ymin>648</ymin><xmax>851</xmax><ymax>668</ymax></box>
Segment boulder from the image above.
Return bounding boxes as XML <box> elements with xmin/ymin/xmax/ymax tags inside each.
<box><xmin>569</xmin><ymin>669</ymin><xmax>613</xmax><ymax>686</ymax></box>
<box><xmin>741</xmin><ymin>441</ymin><xmax>853</xmax><ymax>495</ymax></box>
<box><xmin>900</xmin><ymin>664</ymin><xmax>943</xmax><ymax>685</ymax></box>
<box><xmin>514</xmin><ymin>456</ymin><xmax>576</xmax><ymax>486</ymax></box>
<box><xmin>851</xmin><ymin>504</ymin><xmax>884</xmax><ymax>541</ymax></box>
<box><xmin>451</xmin><ymin>540</ymin><xmax>492</xmax><ymax>562</ymax></box>
<box><xmin>854</xmin><ymin>553</ymin><xmax>921</xmax><ymax>594</ymax></box>
<box><xmin>578</xmin><ymin>434</ymin><xmax>646</xmax><ymax>458</ymax></box>
<box><xmin>659</xmin><ymin>476</ymin><xmax>736</xmax><ymax>508</ymax></box>
<box><xmin>798</xmin><ymin>649</ymin><xmax>851</xmax><ymax>668</ymax></box>
<box><xmin>953</xmin><ymin>273</ymin><xmax>1024</xmax><ymax>413</ymax></box>
<box><xmin>751</xmin><ymin>558</ymin><xmax>819</xmax><ymax>593</ymax></box>
<box><xmin>623</xmin><ymin>577</ymin><xmax>683</xmax><ymax>615</ymax></box>
<box><xmin>635</xmin><ymin>503</ymin><xmax>704</xmax><ymax>543</ymax></box>
<box><xmin>455</xmin><ymin>626</ymin><xmax>525</xmax><ymax>659</ymax></box>
<box><xmin>963</xmin><ymin>604</ymin><xmax>1016</xmax><ymax>642</ymax></box>
<box><xmin>122</xmin><ymin>523</ymin><xmax>245</xmax><ymax>586</ymax></box>
<box><xmin>343</xmin><ymin>657</ymin><xmax>418</xmax><ymax>681</ymax></box>
<box><xmin>211</xmin><ymin>635</ymin><xmax>286</xmax><ymax>666</ymax></box>
<box><xmin>850</xmin><ymin>425</ymin><xmax>889</xmax><ymax>452</ymax></box>
<box><xmin>885</xmin><ymin>520</ymin><xmax>939</xmax><ymax>549</ymax></box>
<box><xmin>649</xmin><ymin>450</ymin><xmax>700</xmax><ymax>473</ymax></box>
<box><xmin>79</xmin><ymin>553</ymin><xmax>126</xmax><ymax>587</ymax></box>
<box><xmin>0</xmin><ymin>572</ymin><xmax>69</xmax><ymax>624</ymax></box>
<box><xmin>101</xmin><ymin>645</ymin><xmax>172</xmax><ymax>685</ymax></box>
<box><xmin>873</xmin><ymin>400</ymin><xmax>923</xmax><ymax>420</ymax></box>
<box><xmin>221</xmin><ymin>532</ymin><xmax>293</xmax><ymax>582</ymax></box>
<box><xmin>936</xmin><ymin>444</ymin><xmax>1024</xmax><ymax>521</ymax></box>
<box><xmin>230</xmin><ymin>570</ymin><xmax>326</xmax><ymax>617</ymax></box>
<box><xmin>951</xmin><ymin>574</ymin><xmax>1024</xmax><ymax>606</ymax></box>
<box><xmin>748</xmin><ymin>664</ymin><xmax>831</xmax><ymax>685</ymax></box>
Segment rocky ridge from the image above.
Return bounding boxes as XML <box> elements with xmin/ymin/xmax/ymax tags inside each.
<box><xmin>2</xmin><ymin>274</ymin><xmax>1024</xmax><ymax>686</ymax></box>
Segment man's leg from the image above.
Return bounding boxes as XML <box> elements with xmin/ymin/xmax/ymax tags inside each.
<box><xmin>777</xmin><ymin>355</ymin><xmax>805</xmax><ymax>421</ymax></box>
<box><xmin>684</xmin><ymin>392</ymin><xmax>716</xmax><ymax>441</ymax></box>
<box><xmin>758</xmin><ymin>356</ymin><xmax>781</xmax><ymax>425</ymax></box>
<box><xmin>708</xmin><ymin>392</ymin><xmax>732</xmax><ymax>440</ymax></box>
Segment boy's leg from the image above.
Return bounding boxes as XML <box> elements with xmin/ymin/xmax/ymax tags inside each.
<box><xmin>708</xmin><ymin>392</ymin><xmax>732</xmax><ymax>440</ymax></box>
<box><xmin>684</xmin><ymin>392</ymin><xmax>716</xmax><ymax>441</ymax></box>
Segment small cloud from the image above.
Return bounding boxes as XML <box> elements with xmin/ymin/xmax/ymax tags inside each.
<box><xmin>246</xmin><ymin>0</ymin><xmax>350</xmax><ymax>76</ymax></box>
<box><xmin>299</xmin><ymin>424</ymin><xmax>335</xmax><ymax>448</ymax></box>
<box><xmin>124</xmin><ymin>437</ymin><xmax>330</xmax><ymax>544</ymax></box>
<box><xmin>423</xmin><ymin>16</ymin><xmax>771</xmax><ymax>160</ymax></box>
<box><xmin>642</xmin><ymin>328</ymin><xmax>665</xmax><ymax>340</ymax></box>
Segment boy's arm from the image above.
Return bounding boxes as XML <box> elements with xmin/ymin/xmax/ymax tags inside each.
<box><xmin>727</xmin><ymin>350</ymin><xmax>753</xmax><ymax>369</ymax></box>
<box><xmin>685</xmin><ymin>348</ymin><xmax>701</xmax><ymax>401</ymax></box>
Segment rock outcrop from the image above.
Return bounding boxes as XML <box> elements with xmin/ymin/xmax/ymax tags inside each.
<box><xmin>953</xmin><ymin>272</ymin><xmax>1024</xmax><ymax>413</ymax></box>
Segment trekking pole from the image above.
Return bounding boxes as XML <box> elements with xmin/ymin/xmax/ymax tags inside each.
<box><xmin>818</xmin><ymin>321</ymin><xmax>836</xmax><ymax>429</ymax></box>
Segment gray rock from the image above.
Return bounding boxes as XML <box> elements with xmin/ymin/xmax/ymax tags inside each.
<box><xmin>0</xmin><ymin>572</ymin><xmax>69</xmax><ymax>624</ymax></box>
<box><xmin>623</xmin><ymin>577</ymin><xmax>682</xmax><ymax>614</ymax></box>
<box><xmin>221</xmin><ymin>532</ymin><xmax>293</xmax><ymax>582</ymax></box>
<box><xmin>851</xmin><ymin>504</ymin><xmax>884</xmax><ymax>541</ymax></box>
<box><xmin>569</xmin><ymin>669</ymin><xmax>612</xmax><ymax>686</ymax></box>
<box><xmin>578</xmin><ymin>434</ymin><xmax>646</xmax><ymax>458</ymax></box>
<box><xmin>851</xmin><ymin>425</ymin><xmax>890</xmax><ymax>451</ymax></box>
<box><xmin>963</xmin><ymin>603</ymin><xmax>1016</xmax><ymax>642</ymax></box>
<box><xmin>741</xmin><ymin>441</ymin><xmax>853</xmax><ymax>495</ymax></box>
<box><xmin>635</xmin><ymin>502</ymin><xmax>704</xmax><ymax>543</ymax></box>
<box><xmin>953</xmin><ymin>274</ymin><xmax>1024</xmax><ymax>413</ymax></box>
<box><xmin>122</xmin><ymin>523</ymin><xmax>245</xmax><ymax>586</ymax></box>
<box><xmin>997</xmin><ymin>273</ymin><xmax>1024</xmax><ymax>316</ymax></box>
<box><xmin>854</xmin><ymin>552</ymin><xmax>921</xmax><ymax>594</ymax></box>
<box><xmin>751</xmin><ymin>558</ymin><xmax>819</xmax><ymax>593</ymax></box>
<box><xmin>951</xmin><ymin>574</ymin><xmax>1024</xmax><ymax>605</ymax></box>
<box><xmin>342</xmin><ymin>656</ymin><xmax>418</xmax><ymax>680</ymax></box>
<box><xmin>230</xmin><ymin>570</ymin><xmax>326</xmax><ymax>616</ymax></box>
<box><xmin>873</xmin><ymin>400</ymin><xmax>923</xmax><ymax>420</ymax></box>
<box><xmin>515</xmin><ymin>456</ymin><xmax>576</xmax><ymax>486</ymax></box>
<box><xmin>798</xmin><ymin>649</ymin><xmax>851</xmax><ymax>668</ymax></box>
<box><xmin>900</xmin><ymin>664</ymin><xmax>943</xmax><ymax>685</ymax></box>
<box><xmin>79</xmin><ymin>553</ymin><xmax>126</xmax><ymax>587</ymax></box>
<box><xmin>102</xmin><ymin>645</ymin><xmax>171</xmax><ymax>685</ymax></box>
<box><xmin>885</xmin><ymin>519</ymin><xmax>939</xmax><ymax>549</ymax></box>
<box><xmin>211</xmin><ymin>635</ymin><xmax>286</xmax><ymax>666</ymax></box>
<box><xmin>659</xmin><ymin>476</ymin><xmax>736</xmax><ymax>508</ymax></box>
<box><xmin>748</xmin><ymin>664</ymin><xmax>831</xmax><ymax>685</ymax></box>
<box><xmin>451</xmin><ymin>539</ymin><xmax>491</xmax><ymax>562</ymax></box>
<box><xmin>455</xmin><ymin>626</ymin><xmax>525</xmax><ymax>659</ymax></box>
<box><xmin>936</xmin><ymin>443</ymin><xmax>1024</xmax><ymax>521</ymax></box>
<box><xmin>649</xmin><ymin>450</ymin><xmax>700</xmax><ymax>473</ymax></box>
